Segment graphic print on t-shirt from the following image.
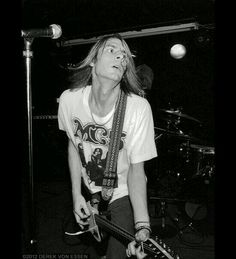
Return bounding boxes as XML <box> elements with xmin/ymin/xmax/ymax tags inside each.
<box><xmin>73</xmin><ymin>118</ymin><xmax>126</xmax><ymax>187</ymax></box>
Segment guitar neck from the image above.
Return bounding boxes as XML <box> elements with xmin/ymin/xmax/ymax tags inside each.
<box><xmin>94</xmin><ymin>214</ymin><xmax>134</xmax><ymax>244</ymax></box>
<box><xmin>94</xmin><ymin>214</ymin><xmax>177</xmax><ymax>259</ymax></box>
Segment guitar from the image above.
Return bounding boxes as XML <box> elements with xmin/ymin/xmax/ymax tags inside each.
<box><xmin>65</xmin><ymin>198</ymin><xmax>180</xmax><ymax>259</ymax></box>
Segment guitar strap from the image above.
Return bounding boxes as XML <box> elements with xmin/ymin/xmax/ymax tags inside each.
<box><xmin>101</xmin><ymin>90</ymin><xmax>127</xmax><ymax>201</ymax></box>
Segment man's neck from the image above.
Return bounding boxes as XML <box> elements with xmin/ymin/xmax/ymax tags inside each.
<box><xmin>90</xmin><ymin>82</ymin><xmax>120</xmax><ymax>117</ymax></box>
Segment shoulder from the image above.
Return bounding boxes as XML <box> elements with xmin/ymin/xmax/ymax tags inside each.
<box><xmin>127</xmin><ymin>93</ymin><xmax>151</xmax><ymax>111</ymax></box>
<box><xmin>59</xmin><ymin>87</ymin><xmax>87</xmax><ymax>103</ymax></box>
<box><xmin>59</xmin><ymin>89</ymin><xmax>71</xmax><ymax>101</ymax></box>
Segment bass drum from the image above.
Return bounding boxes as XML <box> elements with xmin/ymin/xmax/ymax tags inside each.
<box><xmin>184</xmin><ymin>201</ymin><xmax>208</xmax><ymax>221</ymax></box>
<box><xmin>179</xmin><ymin>173</ymin><xmax>214</xmax><ymax>203</ymax></box>
<box><xmin>175</xmin><ymin>200</ymin><xmax>209</xmax><ymax>237</ymax></box>
<box><xmin>177</xmin><ymin>173</ymin><xmax>215</xmax><ymax>233</ymax></box>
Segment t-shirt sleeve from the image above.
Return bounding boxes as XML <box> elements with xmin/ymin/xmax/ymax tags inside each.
<box><xmin>128</xmin><ymin>100</ymin><xmax>157</xmax><ymax>164</ymax></box>
<box><xmin>57</xmin><ymin>90</ymin><xmax>75</xmax><ymax>142</ymax></box>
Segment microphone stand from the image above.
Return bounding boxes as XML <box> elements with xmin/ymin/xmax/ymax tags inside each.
<box><xmin>22</xmin><ymin>37</ymin><xmax>37</xmax><ymax>250</ymax></box>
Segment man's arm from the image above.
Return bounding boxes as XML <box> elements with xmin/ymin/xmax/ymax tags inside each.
<box><xmin>68</xmin><ymin>139</ymin><xmax>90</xmax><ymax>227</ymax></box>
<box><xmin>128</xmin><ymin>162</ymin><xmax>149</xmax><ymax>224</ymax></box>
<box><xmin>127</xmin><ymin>162</ymin><xmax>150</xmax><ymax>258</ymax></box>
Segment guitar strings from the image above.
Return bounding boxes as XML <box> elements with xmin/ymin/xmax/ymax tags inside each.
<box><xmin>94</xmin><ymin>214</ymin><xmax>169</xmax><ymax>256</ymax></box>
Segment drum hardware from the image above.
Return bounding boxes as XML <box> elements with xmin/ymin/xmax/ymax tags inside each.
<box><xmin>153</xmin><ymin>129</ymin><xmax>202</xmax><ymax>198</ymax></box>
<box><xmin>172</xmin><ymin>200</ymin><xmax>209</xmax><ymax>244</ymax></box>
<box><xmin>177</xmin><ymin>169</ymin><xmax>214</xmax><ymax>237</ymax></box>
<box><xmin>148</xmin><ymin>197</ymin><xmax>186</xmax><ymax>239</ymax></box>
<box><xmin>155</xmin><ymin>171</ymin><xmax>184</xmax><ymax>198</ymax></box>
<box><xmin>154</xmin><ymin>132</ymin><xmax>163</xmax><ymax>142</ymax></box>
<box><xmin>179</xmin><ymin>140</ymin><xmax>191</xmax><ymax>163</ymax></box>
<box><xmin>148</xmin><ymin>195</ymin><xmax>207</xmax><ymax>239</ymax></box>
<box><xmin>153</xmin><ymin>107</ymin><xmax>213</xmax><ymax>220</ymax></box>
<box><xmin>181</xmin><ymin>142</ymin><xmax>215</xmax><ymax>179</ymax></box>
<box><xmin>156</xmin><ymin>107</ymin><xmax>202</xmax><ymax>144</ymax></box>
<box><xmin>148</xmin><ymin>194</ymin><xmax>209</xmax><ymax>239</ymax></box>
<box><xmin>151</xmin><ymin>107</ymin><xmax>214</xmax><ymax>238</ymax></box>
<box><xmin>187</xmin><ymin>143</ymin><xmax>215</xmax><ymax>155</ymax></box>
<box><xmin>195</xmin><ymin>162</ymin><xmax>215</xmax><ymax>181</ymax></box>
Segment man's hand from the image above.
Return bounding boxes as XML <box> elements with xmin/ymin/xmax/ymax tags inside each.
<box><xmin>73</xmin><ymin>194</ymin><xmax>91</xmax><ymax>229</ymax></box>
<box><xmin>126</xmin><ymin>228</ymin><xmax>150</xmax><ymax>258</ymax></box>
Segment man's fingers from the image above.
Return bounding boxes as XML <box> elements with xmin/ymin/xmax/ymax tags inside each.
<box><xmin>74</xmin><ymin>205</ymin><xmax>90</xmax><ymax>218</ymax></box>
<box><xmin>136</xmin><ymin>246</ymin><xmax>147</xmax><ymax>259</ymax></box>
<box><xmin>73</xmin><ymin>209</ymin><xmax>90</xmax><ymax>228</ymax></box>
<box><xmin>127</xmin><ymin>240</ymin><xmax>147</xmax><ymax>259</ymax></box>
<box><xmin>81</xmin><ymin>204</ymin><xmax>91</xmax><ymax>217</ymax></box>
<box><xmin>126</xmin><ymin>248</ymin><xmax>131</xmax><ymax>258</ymax></box>
<box><xmin>128</xmin><ymin>240</ymin><xmax>137</xmax><ymax>255</ymax></box>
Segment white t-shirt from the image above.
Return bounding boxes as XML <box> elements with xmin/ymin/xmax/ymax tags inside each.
<box><xmin>58</xmin><ymin>85</ymin><xmax>157</xmax><ymax>203</ymax></box>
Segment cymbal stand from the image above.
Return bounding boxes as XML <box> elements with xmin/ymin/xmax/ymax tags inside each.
<box><xmin>169</xmin><ymin>117</ymin><xmax>184</xmax><ymax>135</ymax></box>
<box><xmin>150</xmin><ymin>197</ymin><xmax>180</xmax><ymax>239</ymax></box>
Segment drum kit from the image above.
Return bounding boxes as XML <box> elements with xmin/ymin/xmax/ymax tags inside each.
<box><xmin>149</xmin><ymin>107</ymin><xmax>215</xmax><ymax>239</ymax></box>
<box><xmin>153</xmin><ymin>107</ymin><xmax>215</xmax><ymax>201</ymax></box>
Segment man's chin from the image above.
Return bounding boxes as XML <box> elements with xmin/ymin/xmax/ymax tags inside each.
<box><xmin>104</xmin><ymin>74</ymin><xmax>122</xmax><ymax>83</ymax></box>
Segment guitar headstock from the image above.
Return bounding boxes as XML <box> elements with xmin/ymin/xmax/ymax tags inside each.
<box><xmin>144</xmin><ymin>236</ymin><xmax>180</xmax><ymax>259</ymax></box>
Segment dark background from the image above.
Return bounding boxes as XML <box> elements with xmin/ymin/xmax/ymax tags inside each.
<box><xmin>20</xmin><ymin>1</ymin><xmax>216</xmax><ymax>188</ymax></box>
<box><xmin>21</xmin><ymin>0</ymin><xmax>215</xmax><ymax>145</ymax></box>
<box><xmin>20</xmin><ymin>1</ymin><xmax>216</xmax><ymax>195</ymax></box>
<box><xmin>19</xmin><ymin>1</ymin><xmax>216</xmax><ymax>257</ymax></box>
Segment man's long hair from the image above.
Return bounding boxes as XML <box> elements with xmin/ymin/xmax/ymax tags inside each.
<box><xmin>68</xmin><ymin>33</ymin><xmax>144</xmax><ymax>96</ymax></box>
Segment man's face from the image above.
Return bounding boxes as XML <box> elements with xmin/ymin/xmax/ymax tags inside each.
<box><xmin>94</xmin><ymin>148</ymin><xmax>101</xmax><ymax>156</ymax></box>
<box><xmin>92</xmin><ymin>38</ymin><xmax>128</xmax><ymax>83</ymax></box>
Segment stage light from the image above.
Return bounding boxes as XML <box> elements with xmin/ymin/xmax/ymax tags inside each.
<box><xmin>59</xmin><ymin>22</ymin><xmax>199</xmax><ymax>47</ymax></box>
<box><xmin>170</xmin><ymin>43</ymin><xmax>186</xmax><ymax>59</ymax></box>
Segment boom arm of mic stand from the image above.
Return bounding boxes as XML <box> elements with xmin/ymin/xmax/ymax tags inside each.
<box><xmin>22</xmin><ymin>38</ymin><xmax>37</xmax><ymax>248</ymax></box>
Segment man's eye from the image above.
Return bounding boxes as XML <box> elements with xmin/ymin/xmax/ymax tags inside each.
<box><xmin>107</xmin><ymin>47</ymin><xmax>114</xmax><ymax>53</ymax></box>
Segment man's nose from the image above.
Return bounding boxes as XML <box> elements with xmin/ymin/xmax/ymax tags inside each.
<box><xmin>115</xmin><ymin>52</ymin><xmax>125</xmax><ymax>60</ymax></box>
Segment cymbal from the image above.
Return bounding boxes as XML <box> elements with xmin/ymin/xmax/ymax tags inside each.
<box><xmin>159</xmin><ymin>109</ymin><xmax>201</xmax><ymax>123</ymax></box>
<box><xmin>155</xmin><ymin>127</ymin><xmax>201</xmax><ymax>142</ymax></box>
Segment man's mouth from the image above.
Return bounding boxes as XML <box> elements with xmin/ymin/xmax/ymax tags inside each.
<box><xmin>112</xmin><ymin>65</ymin><xmax>122</xmax><ymax>72</ymax></box>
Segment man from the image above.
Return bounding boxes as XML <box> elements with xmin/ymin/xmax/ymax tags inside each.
<box><xmin>58</xmin><ymin>33</ymin><xmax>157</xmax><ymax>258</ymax></box>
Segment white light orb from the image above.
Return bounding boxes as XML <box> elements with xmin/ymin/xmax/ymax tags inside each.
<box><xmin>170</xmin><ymin>44</ymin><xmax>186</xmax><ymax>59</ymax></box>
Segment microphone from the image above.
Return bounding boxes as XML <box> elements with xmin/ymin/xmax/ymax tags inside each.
<box><xmin>21</xmin><ymin>24</ymin><xmax>62</xmax><ymax>39</ymax></box>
